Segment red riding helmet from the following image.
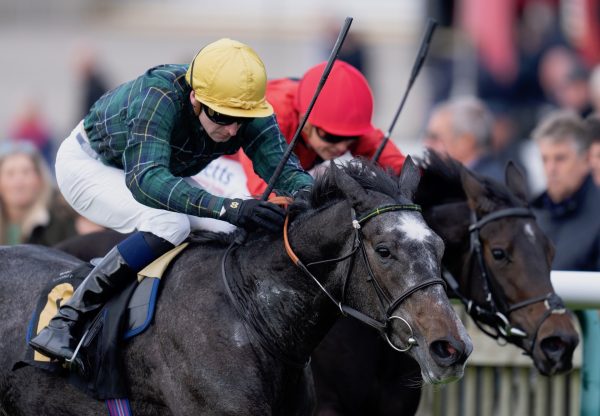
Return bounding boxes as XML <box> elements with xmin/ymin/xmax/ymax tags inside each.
<box><xmin>295</xmin><ymin>60</ymin><xmax>375</xmax><ymax>136</ymax></box>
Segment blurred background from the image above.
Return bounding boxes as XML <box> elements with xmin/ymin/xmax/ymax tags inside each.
<box><xmin>0</xmin><ymin>0</ymin><xmax>428</xmax><ymax>164</ymax></box>
<box><xmin>2</xmin><ymin>0</ymin><xmax>600</xmax><ymax>195</ymax></box>
<box><xmin>2</xmin><ymin>1</ymin><xmax>599</xmax><ymax>414</ymax></box>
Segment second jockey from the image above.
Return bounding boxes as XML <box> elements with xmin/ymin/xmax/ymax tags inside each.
<box><xmin>239</xmin><ymin>60</ymin><xmax>407</xmax><ymax>195</ymax></box>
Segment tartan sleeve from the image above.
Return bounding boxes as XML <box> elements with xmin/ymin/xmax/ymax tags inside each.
<box><xmin>241</xmin><ymin>115</ymin><xmax>313</xmax><ymax>194</ymax></box>
<box><xmin>123</xmin><ymin>87</ymin><xmax>225</xmax><ymax>218</ymax></box>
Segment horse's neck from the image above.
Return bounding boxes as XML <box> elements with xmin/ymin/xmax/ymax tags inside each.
<box><xmin>231</xmin><ymin>203</ymin><xmax>353</xmax><ymax>362</ymax></box>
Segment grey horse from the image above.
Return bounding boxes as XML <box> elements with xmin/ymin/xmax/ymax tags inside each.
<box><xmin>0</xmin><ymin>158</ymin><xmax>472</xmax><ymax>415</ymax></box>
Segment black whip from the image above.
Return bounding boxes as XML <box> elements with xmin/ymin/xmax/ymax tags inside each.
<box><xmin>372</xmin><ymin>18</ymin><xmax>437</xmax><ymax>163</ymax></box>
<box><xmin>260</xmin><ymin>16</ymin><xmax>354</xmax><ymax>200</ymax></box>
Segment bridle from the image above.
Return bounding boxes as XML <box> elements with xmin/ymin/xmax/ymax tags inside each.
<box><xmin>221</xmin><ymin>202</ymin><xmax>445</xmax><ymax>366</ymax></box>
<box><xmin>283</xmin><ymin>203</ymin><xmax>446</xmax><ymax>353</ymax></box>
<box><xmin>442</xmin><ymin>207</ymin><xmax>566</xmax><ymax>354</ymax></box>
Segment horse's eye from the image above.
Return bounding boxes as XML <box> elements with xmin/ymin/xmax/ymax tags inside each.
<box><xmin>376</xmin><ymin>247</ymin><xmax>391</xmax><ymax>258</ymax></box>
<box><xmin>491</xmin><ymin>248</ymin><xmax>506</xmax><ymax>260</ymax></box>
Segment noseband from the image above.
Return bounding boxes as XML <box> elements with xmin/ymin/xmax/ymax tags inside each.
<box><xmin>284</xmin><ymin>204</ymin><xmax>446</xmax><ymax>352</ymax></box>
<box><xmin>444</xmin><ymin>207</ymin><xmax>566</xmax><ymax>354</ymax></box>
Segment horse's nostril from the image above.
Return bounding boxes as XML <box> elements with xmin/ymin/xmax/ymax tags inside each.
<box><xmin>537</xmin><ymin>334</ymin><xmax>579</xmax><ymax>376</ymax></box>
<box><xmin>430</xmin><ymin>339</ymin><xmax>465</xmax><ymax>367</ymax></box>
<box><xmin>432</xmin><ymin>340</ymin><xmax>454</xmax><ymax>359</ymax></box>
<box><xmin>538</xmin><ymin>335</ymin><xmax>579</xmax><ymax>376</ymax></box>
<box><xmin>541</xmin><ymin>336</ymin><xmax>566</xmax><ymax>354</ymax></box>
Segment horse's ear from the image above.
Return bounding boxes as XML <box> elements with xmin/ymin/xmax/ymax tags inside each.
<box><xmin>505</xmin><ymin>161</ymin><xmax>529</xmax><ymax>203</ymax></box>
<box><xmin>398</xmin><ymin>156</ymin><xmax>421</xmax><ymax>201</ymax></box>
<box><xmin>331</xmin><ymin>162</ymin><xmax>370</xmax><ymax>212</ymax></box>
<box><xmin>461</xmin><ymin>167</ymin><xmax>493</xmax><ymax>214</ymax></box>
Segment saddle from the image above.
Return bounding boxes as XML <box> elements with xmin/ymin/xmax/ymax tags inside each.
<box><xmin>13</xmin><ymin>243</ymin><xmax>188</xmax><ymax>399</ymax></box>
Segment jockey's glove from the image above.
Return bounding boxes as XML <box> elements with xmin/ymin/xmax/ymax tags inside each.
<box><xmin>221</xmin><ymin>198</ymin><xmax>286</xmax><ymax>232</ymax></box>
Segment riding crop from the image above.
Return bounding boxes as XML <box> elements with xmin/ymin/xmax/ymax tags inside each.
<box><xmin>221</xmin><ymin>18</ymin><xmax>355</xmax><ymax>345</ymax></box>
<box><xmin>260</xmin><ymin>16</ymin><xmax>354</xmax><ymax>201</ymax></box>
<box><xmin>371</xmin><ymin>17</ymin><xmax>437</xmax><ymax>163</ymax></box>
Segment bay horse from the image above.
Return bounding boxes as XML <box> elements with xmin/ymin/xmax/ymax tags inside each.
<box><xmin>311</xmin><ymin>152</ymin><xmax>580</xmax><ymax>415</ymax></box>
<box><xmin>0</xmin><ymin>158</ymin><xmax>472</xmax><ymax>415</ymax></box>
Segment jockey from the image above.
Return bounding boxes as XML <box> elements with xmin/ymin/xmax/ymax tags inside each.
<box><xmin>239</xmin><ymin>60</ymin><xmax>406</xmax><ymax>195</ymax></box>
<box><xmin>30</xmin><ymin>39</ymin><xmax>313</xmax><ymax>362</ymax></box>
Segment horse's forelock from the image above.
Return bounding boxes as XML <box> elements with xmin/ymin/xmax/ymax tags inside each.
<box><xmin>416</xmin><ymin>151</ymin><xmax>466</xmax><ymax>206</ymax></box>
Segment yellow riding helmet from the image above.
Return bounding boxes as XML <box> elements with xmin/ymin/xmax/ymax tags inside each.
<box><xmin>185</xmin><ymin>38</ymin><xmax>274</xmax><ymax>118</ymax></box>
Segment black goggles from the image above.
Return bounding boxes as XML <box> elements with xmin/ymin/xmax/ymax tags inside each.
<box><xmin>315</xmin><ymin>127</ymin><xmax>360</xmax><ymax>144</ymax></box>
<box><xmin>203</xmin><ymin>106</ymin><xmax>253</xmax><ymax>126</ymax></box>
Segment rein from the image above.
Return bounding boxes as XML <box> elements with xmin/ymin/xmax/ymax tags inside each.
<box><xmin>283</xmin><ymin>203</ymin><xmax>446</xmax><ymax>352</ymax></box>
<box><xmin>444</xmin><ymin>207</ymin><xmax>566</xmax><ymax>354</ymax></box>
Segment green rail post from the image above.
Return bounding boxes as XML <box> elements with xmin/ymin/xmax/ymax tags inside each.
<box><xmin>578</xmin><ymin>310</ymin><xmax>600</xmax><ymax>416</ymax></box>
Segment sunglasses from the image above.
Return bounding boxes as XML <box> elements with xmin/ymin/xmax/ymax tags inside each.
<box><xmin>203</xmin><ymin>106</ymin><xmax>252</xmax><ymax>126</ymax></box>
<box><xmin>315</xmin><ymin>127</ymin><xmax>360</xmax><ymax>144</ymax></box>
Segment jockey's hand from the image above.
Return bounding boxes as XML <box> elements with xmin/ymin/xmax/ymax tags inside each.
<box><xmin>221</xmin><ymin>198</ymin><xmax>286</xmax><ymax>232</ymax></box>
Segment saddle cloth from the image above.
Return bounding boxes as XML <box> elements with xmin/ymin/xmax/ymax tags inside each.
<box><xmin>13</xmin><ymin>243</ymin><xmax>188</xmax><ymax>399</ymax></box>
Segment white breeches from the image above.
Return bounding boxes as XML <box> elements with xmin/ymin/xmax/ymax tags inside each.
<box><xmin>55</xmin><ymin>121</ymin><xmax>240</xmax><ymax>245</ymax></box>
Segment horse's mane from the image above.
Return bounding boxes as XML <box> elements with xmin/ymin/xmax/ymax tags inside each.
<box><xmin>187</xmin><ymin>229</ymin><xmax>237</xmax><ymax>246</ymax></box>
<box><xmin>290</xmin><ymin>158</ymin><xmax>401</xmax><ymax>215</ymax></box>
<box><xmin>416</xmin><ymin>150</ymin><xmax>522</xmax><ymax>209</ymax></box>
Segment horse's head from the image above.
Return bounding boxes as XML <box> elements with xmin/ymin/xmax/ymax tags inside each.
<box><xmin>418</xmin><ymin>152</ymin><xmax>579</xmax><ymax>376</ymax></box>
<box><xmin>294</xmin><ymin>157</ymin><xmax>472</xmax><ymax>384</ymax></box>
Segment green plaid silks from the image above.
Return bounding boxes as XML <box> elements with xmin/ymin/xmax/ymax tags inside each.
<box><xmin>82</xmin><ymin>64</ymin><xmax>312</xmax><ymax>219</ymax></box>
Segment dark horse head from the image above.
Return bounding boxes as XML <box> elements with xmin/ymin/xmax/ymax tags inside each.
<box><xmin>416</xmin><ymin>151</ymin><xmax>579</xmax><ymax>376</ymax></box>
<box><xmin>0</xmin><ymin>157</ymin><xmax>471</xmax><ymax>415</ymax></box>
<box><xmin>285</xmin><ymin>157</ymin><xmax>472</xmax><ymax>383</ymax></box>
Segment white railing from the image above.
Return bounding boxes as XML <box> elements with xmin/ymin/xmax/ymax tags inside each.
<box><xmin>552</xmin><ymin>271</ymin><xmax>600</xmax><ymax>309</ymax></box>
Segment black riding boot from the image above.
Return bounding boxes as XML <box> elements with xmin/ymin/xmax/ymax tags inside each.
<box><xmin>29</xmin><ymin>246</ymin><xmax>135</xmax><ymax>361</ymax></box>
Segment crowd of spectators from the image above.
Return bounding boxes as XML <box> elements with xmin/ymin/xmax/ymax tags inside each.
<box><xmin>0</xmin><ymin>47</ymin><xmax>113</xmax><ymax>252</ymax></box>
<box><xmin>421</xmin><ymin>0</ymin><xmax>600</xmax><ymax>281</ymax></box>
